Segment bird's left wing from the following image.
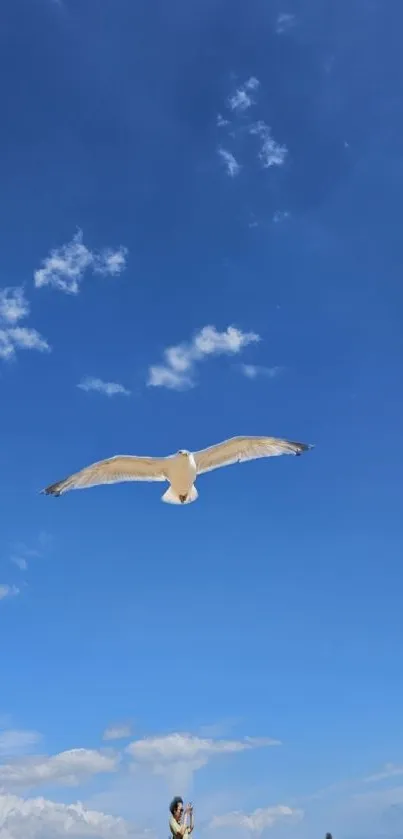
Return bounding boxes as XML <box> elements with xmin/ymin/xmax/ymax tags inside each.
<box><xmin>194</xmin><ymin>436</ymin><xmax>312</xmax><ymax>475</ymax></box>
<box><xmin>42</xmin><ymin>455</ymin><xmax>168</xmax><ymax>496</ymax></box>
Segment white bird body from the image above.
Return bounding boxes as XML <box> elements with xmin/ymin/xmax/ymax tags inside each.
<box><xmin>162</xmin><ymin>451</ymin><xmax>198</xmax><ymax>504</ymax></box>
<box><xmin>42</xmin><ymin>436</ymin><xmax>312</xmax><ymax>504</ymax></box>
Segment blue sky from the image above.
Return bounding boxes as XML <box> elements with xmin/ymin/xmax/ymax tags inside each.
<box><xmin>1</xmin><ymin>0</ymin><xmax>403</xmax><ymax>837</ymax></box>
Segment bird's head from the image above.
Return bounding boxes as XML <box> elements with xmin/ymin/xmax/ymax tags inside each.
<box><xmin>178</xmin><ymin>449</ymin><xmax>190</xmax><ymax>457</ymax></box>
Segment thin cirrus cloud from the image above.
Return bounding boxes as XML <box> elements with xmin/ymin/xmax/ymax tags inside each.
<box><xmin>0</xmin><ymin>793</ymin><xmax>149</xmax><ymax>839</ymax></box>
<box><xmin>78</xmin><ymin>377</ymin><xmax>131</xmax><ymax>397</ymax></box>
<box><xmin>209</xmin><ymin>805</ymin><xmax>303</xmax><ymax>833</ymax></box>
<box><xmin>148</xmin><ymin>325</ymin><xmax>260</xmax><ymax>390</ymax></box>
<box><xmin>273</xmin><ymin>210</ymin><xmax>290</xmax><ymax>223</ymax></box>
<box><xmin>9</xmin><ymin>531</ymin><xmax>52</xmax><ymax>572</ymax></box>
<box><xmin>276</xmin><ymin>13</ymin><xmax>296</xmax><ymax>34</ymax></box>
<box><xmin>103</xmin><ymin>723</ymin><xmax>133</xmax><ymax>742</ymax></box>
<box><xmin>364</xmin><ymin>763</ymin><xmax>403</xmax><ymax>784</ymax></box>
<box><xmin>240</xmin><ymin>364</ymin><xmax>282</xmax><ymax>380</ymax></box>
<box><xmin>34</xmin><ymin>229</ymin><xmax>128</xmax><ymax>295</ymax></box>
<box><xmin>0</xmin><ymin>287</ymin><xmax>50</xmax><ymax>362</ymax></box>
<box><xmin>0</xmin><ymin>748</ymin><xmax>120</xmax><ymax>790</ymax></box>
<box><xmin>217</xmin><ymin>148</ymin><xmax>240</xmax><ymax>177</ymax></box>
<box><xmin>0</xmin><ymin>584</ymin><xmax>20</xmax><ymax>601</ymax></box>
<box><xmin>10</xmin><ymin>556</ymin><xmax>28</xmax><ymax>571</ymax></box>
<box><xmin>0</xmin><ymin>728</ymin><xmax>41</xmax><ymax>757</ymax></box>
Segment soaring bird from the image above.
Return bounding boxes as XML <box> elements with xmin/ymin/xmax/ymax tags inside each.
<box><xmin>42</xmin><ymin>435</ymin><xmax>313</xmax><ymax>505</ymax></box>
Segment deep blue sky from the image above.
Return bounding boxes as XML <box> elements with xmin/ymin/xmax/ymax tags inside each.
<box><xmin>1</xmin><ymin>1</ymin><xmax>403</xmax><ymax>838</ymax></box>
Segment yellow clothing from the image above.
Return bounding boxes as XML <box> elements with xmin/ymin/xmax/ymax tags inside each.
<box><xmin>169</xmin><ymin>817</ymin><xmax>190</xmax><ymax>839</ymax></box>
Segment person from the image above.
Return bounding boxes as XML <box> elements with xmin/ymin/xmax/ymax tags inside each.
<box><xmin>169</xmin><ymin>797</ymin><xmax>194</xmax><ymax>839</ymax></box>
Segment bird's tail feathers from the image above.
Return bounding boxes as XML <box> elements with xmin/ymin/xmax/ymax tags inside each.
<box><xmin>161</xmin><ymin>485</ymin><xmax>199</xmax><ymax>505</ymax></box>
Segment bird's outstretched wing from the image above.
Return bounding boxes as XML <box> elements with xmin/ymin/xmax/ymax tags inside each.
<box><xmin>42</xmin><ymin>455</ymin><xmax>168</xmax><ymax>496</ymax></box>
<box><xmin>194</xmin><ymin>436</ymin><xmax>313</xmax><ymax>475</ymax></box>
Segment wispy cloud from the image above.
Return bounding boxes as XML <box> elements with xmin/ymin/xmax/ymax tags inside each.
<box><xmin>126</xmin><ymin>732</ymin><xmax>279</xmax><ymax>790</ymax></box>
<box><xmin>217</xmin><ymin>82</ymin><xmax>287</xmax><ymax>178</ymax></box>
<box><xmin>364</xmin><ymin>764</ymin><xmax>403</xmax><ymax>784</ymax></box>
<box><xmin>10</xmin><ymin>556</ymin><xmax>28</xmax><ymax>571</ymax></box>
<box><xmin>0</xmin><ymin>584</ymin><xmax>20</xmax><ymax>601</ymax></box>
<box><xmin>249</xmin><ymin>122</ymin><xmax>288</xmax><ymax>168</ymax></box>
<box><xmin>0</xmin><ymin>729</ymin><xmax>41</xmax><ymax>757</ymax></box>
<box><xmin>78</xmin><ymin>377</ymin><xmax>131</xmax><ymax>397</ymax></box>
<box><xmin>0</xmin><ymin>287</ymin><xmax>50</xmax><ymax>362</ymax></box>
<box><xmin>148</xmin><ymin>326</ymin><xmax>260</xmax><ymax>390</ymax></box>
<box><xmin>0</xmin><ymin>793</ymin><xmax>149</xmax><ymax>838</ymax></box>
<box><xmin>276</xmin><ymin>13</ymin><xmax>296</xmax><ymax>34</ymax></box>
<box><xmin>198</xmin><ymin>718</ymin><xmax>242</xmax><ymax>739</ymax></box>
<box><xmin>217</xmin><ymin>148</ymin><xmax>240</xmax><ymax>177</ymax></box>
<box><xmin>273</xmin><ymin>210</ymin><xmax>290</xmax><ymax>223</ymax></box>
<box><xmin>240</xmin><ymin>364</ymin><xmax>282</xmax><ymax>380</ymax></box>
<box><xmin>209</xmin><ymin>805</ymin><xmax>303</xmax><ymax>833</ymax></box>
<box><xmin>34</xmin><ymin>230</ymin><xmax>128</xmax><ymax>294</ymax></box>
<box><xmin>103</xmin><ymin>723</ymin><xmax>133</xmax><ymax>742</ymax></box>
<box><xmin>0</xmin><ymin>748</ymin><xmax>119</xmax><ymax>790</ymax></box>
<box><xmin>9</xmin><ymin>532</ymin><xmax>52</xmax><ymax>572</ymax></box>
<box><xmin>227</xmin><ymin>77</ymin><xmax>260</xmax><ymax>113</ymax></box>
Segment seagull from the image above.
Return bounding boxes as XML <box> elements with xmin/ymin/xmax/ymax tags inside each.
<box><xmin>42</xmin><ymin>435</ymin><xmax>313</xmax><ymax>505</ymax></box>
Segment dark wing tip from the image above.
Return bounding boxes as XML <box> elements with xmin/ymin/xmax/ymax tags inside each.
<box><xmin>41</xmin><ymin>483</ymin><xmax>62</xmax><ymax>497</ymax></box>
<box><xmin>290</xmin><ymin>441</ymin><xmax>314</xmax><ymax>456</ymax></box>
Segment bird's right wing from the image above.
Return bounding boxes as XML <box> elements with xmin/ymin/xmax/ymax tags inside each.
<box><xmin>42</xmin><ymin>455</ymin><xmax>168</xmax><ymax>496</ymax></box>
<box><xmin>194</xmin><ymin>436</ymin><xmax>312</xmax><ymax>475</ymax></box>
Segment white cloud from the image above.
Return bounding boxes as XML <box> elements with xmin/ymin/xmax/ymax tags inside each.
<box><xmin>0</xmin><ymin>289</ymin><xmax>29</xmax><ymax>325</ymax></box>
<box><xmin>249</xmin><ymin>122</ymin><xmax>287</xmax><ymax>168</ymax></box>
<box><xmin>0</xmin><ymin>793</ymin><xmax>149</xmax><ymax>839</ymax></box>
<box><xmin>240</xmin><ymin>364</ymin><xmax>282</xmax><ymax>380</ymax></box>
<box><xmin>216</xmin><ymin>114</ymin><xmax>230</xmax><ymax>127</ymax></box>
<box><xmin>0</xmin><ymin>730</ymin><xmax>41</xmax><ymax>758</ymax></box>
<box><xmin>228</xmin><ymin>77</ymin><xmax>260</xmax><ymax>113</ymax></box>
<box><xmin>0</xmin><ymin>748</ymin><xmax>119</xmax><ymax>790</ymax></box>
<box><xmin>34</xmin><ymin>230</ymin><xmax>128</xmax><ymax>295</ymax></box>
<box><xmin>148</xmin><ymin>326</ymin><xmax>260</xmax><ymax>390</ymax></box>
<box><xmin>34</xmin><ymin>231</ymin><xmax>93</xmax><ymax>294</ymax></box>
<box><xmin>0</xmin><ymin>288</ymin><xmax>49</xmax><ymax>362</ymax></box>
<box><xmin>0</xmin><ymin>585</ymin><xmax>20</xmax><ymax>601</ymax></box>
<box><xmin>93</xmin><ymin>248</ymin><xmax>128</xmax><ymax>277</ymax></box>
<box><xmin>78</xmin><ymin>378</ymin><xmax>131</xmax><ymax>397</ymax></box>
<box><xmin>126</xmin><ymin>733</ymin><xmax>279</xmax><ymax>788</ymax></box>
<box><xmin>276</xmin><ymin>13</ymin><xmax>295</xmax><ymax>34</ymax></box>
<box><xmin>217</xmin><ymin>148</ymin><xmax>240</xmax><ymax>177</ymax></box>
<box><xmin>209</xmin><ymin>805</ymin><xmax>303</xmax><ymax>834</ymax></box>
<box><xmin>6</xmin><ymin>328</ymin><xmax>49</xmax><ymax>354</ymax></box>
<box><xmin>103</xmin><ymin>725</ymin><xmax>132</xmax><ymax>743</ymax></box>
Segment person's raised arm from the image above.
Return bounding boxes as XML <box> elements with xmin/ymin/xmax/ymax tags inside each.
<box><xmin>170</xmin><ymin>816</ymin><xmax>188</xmax><ymax>837</ymax></box>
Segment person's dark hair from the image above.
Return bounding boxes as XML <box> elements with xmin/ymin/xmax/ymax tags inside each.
<box><xmin>170</xmin><ymin>797</ymin><xmax>183</xmax><ymax>816</ymax></box>
<box><xmin>325</xmin><ymin>833</ymin><xmax>333</xmax><ymax>839</ymax></box>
